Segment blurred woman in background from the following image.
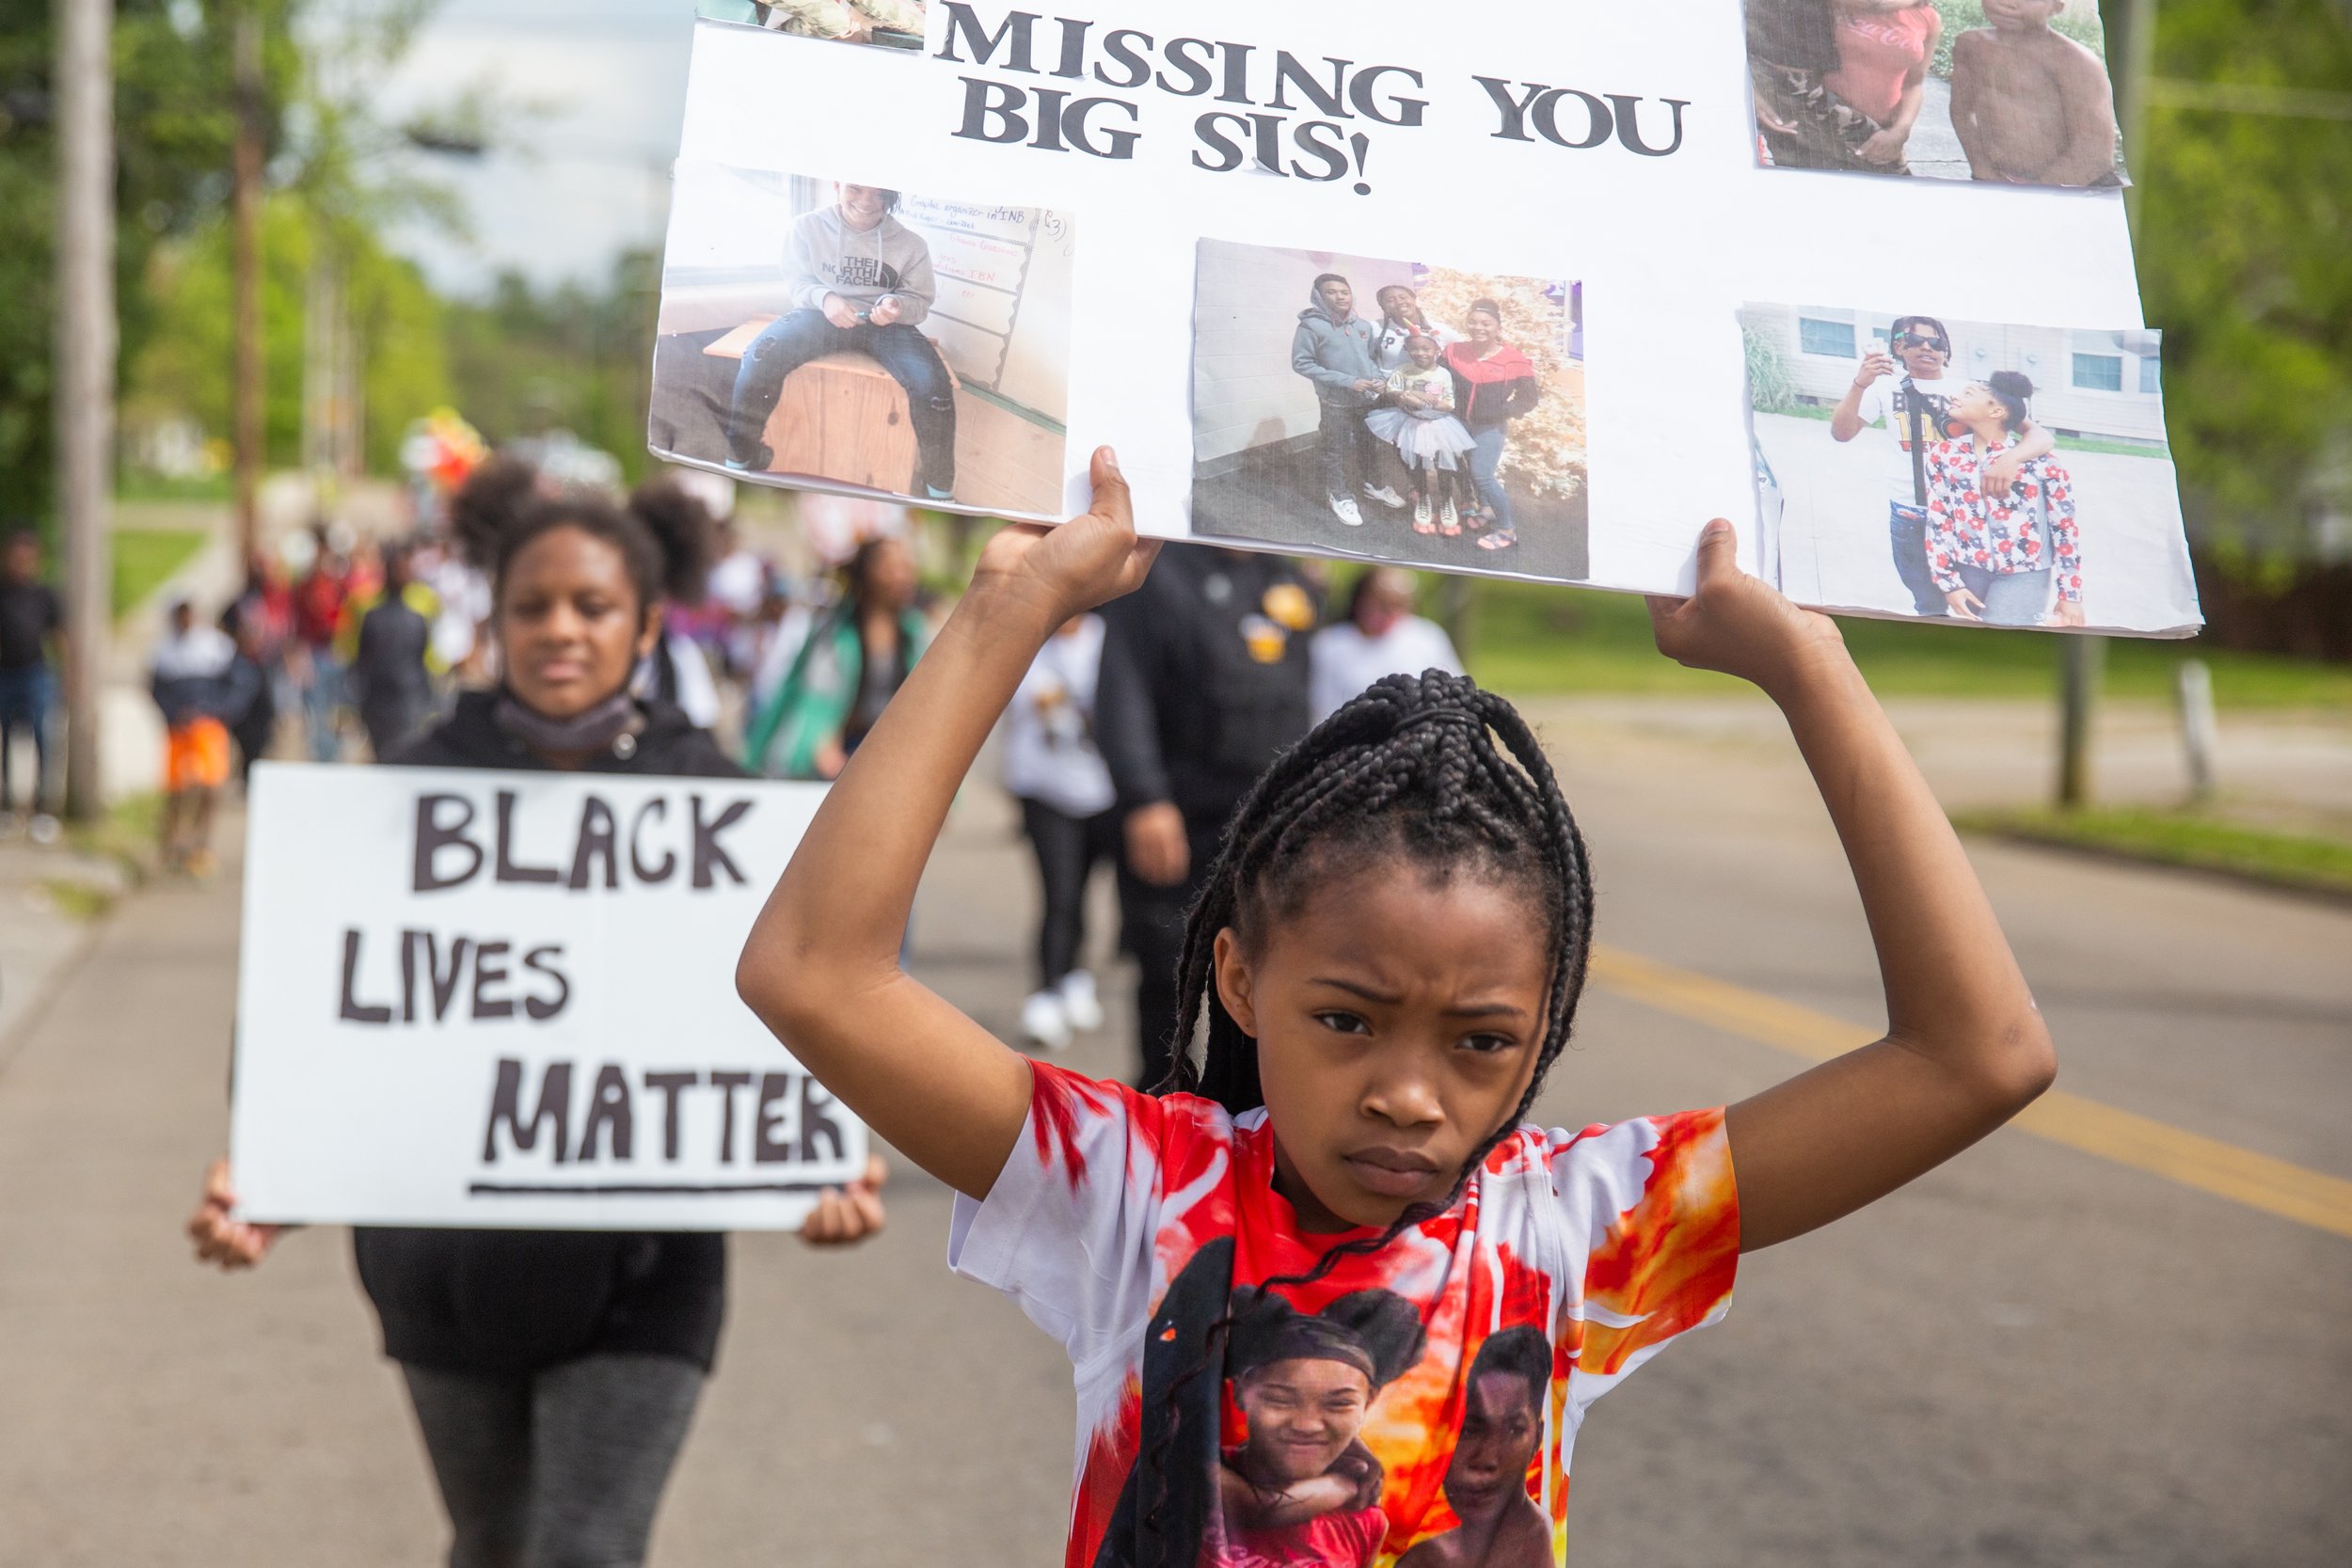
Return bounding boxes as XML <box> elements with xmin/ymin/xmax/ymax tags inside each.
<box><xmin>743</xmin><ymin>533</ymin><xmax>929</xmax><ymax>780</ymax></box>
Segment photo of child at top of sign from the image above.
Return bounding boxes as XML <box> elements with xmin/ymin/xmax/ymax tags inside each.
<box><xmin>1744</xmin><ymin>0</ymin><xmax>2122</xmax><ymax>185</ymax></box>
<box><xmin>1951</xmin><ymin>0</ymin><xmax>2122</xmax><ymax>186</ymax></box>
<box><xmin>705</xmin><ymin>0</ymin><xmax>929</xmax><ymax>50</ymax></box>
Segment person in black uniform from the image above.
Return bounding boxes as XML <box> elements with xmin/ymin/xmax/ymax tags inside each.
<box><xmin>351</xmin><ymin>543</ymin><xmax>437</xmax><ymax>760</ymax></box>
<box><xmin>1094</xmin><ymin>545</ymin><xmax>1318</xmax><ymax>1088</ymax></box>
<box><xmin>189</xmin><ymin>480</ymin><xmax>887</xmax><ymax>1567</ymax></box>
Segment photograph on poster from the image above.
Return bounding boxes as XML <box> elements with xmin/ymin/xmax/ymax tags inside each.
<box><xmin>699</xmin><ymin>1</ymin><xmax>929</xmax><ymax>52</ymax></box>
<box><xmin>1743</xmin><ymin>0</ymin><xmax>2124</xmax><ymax>187</ymax></box>
<box><xmin>648</xmin><ymin>162</ymin><xmax>1073</xmax><ymax>515</ymax></box>
<box><xmin>1191</xmin><ymin>238</ymin><xmax>1588</xmax><ymax>582</ymax></box>
<box><xmin>1742</xmin><ymin>303</ymin><xmax>2200</xmax><ymax>634</ymax></box>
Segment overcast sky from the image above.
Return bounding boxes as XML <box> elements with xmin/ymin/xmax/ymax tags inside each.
<box><xmin>373</xmin><ymin>0</ymin><xmax>707</xmax><ymax>295</ymax></box>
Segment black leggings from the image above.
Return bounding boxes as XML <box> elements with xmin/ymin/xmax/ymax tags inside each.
<box><xmin>401</xmin><ymin>1354</ymin><xmax>704</xmax><ymax>1568</ymax></box>
<box><xmin>1020</xmin><ymin>797</ymin><xmax>1119</xmax><ymax>990</ymax></box>
<box><xmin>1117</xmin><ymin>811</ymin><xmax>1228</xmax><ymax>1090</ymax></box>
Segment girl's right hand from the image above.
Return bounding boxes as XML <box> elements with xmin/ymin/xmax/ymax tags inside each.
<box><xmin>1945</xmin><ymin>586</ymin><xmax>1986</xmax><ymax>621</ymax></box>
<box><xmin>187</xmin><ymin>1158</ymin><xmax>282</xmax><ymax>1271</ymax></box>
<box><xmin>968</xmin><ymin>448</ymin><xmax>1160</xmax><ymax>631</ymax></box>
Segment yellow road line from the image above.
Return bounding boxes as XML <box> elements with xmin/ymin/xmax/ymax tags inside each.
<box><xmin>1588</xmin><ymin>944</ymin><xmax>2352</xmax><ymax>1242</ymax></box>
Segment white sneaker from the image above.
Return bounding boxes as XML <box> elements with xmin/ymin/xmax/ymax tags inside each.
<box><xmin>1020</xmin><ymin>990</ymin><xmax>1072</xmax><ymax>1052</ymax></box>
<box><xmin>1362</xmin><ymin>483</ymin><xmax>1406</xmax><ymax>510</ymax></box>
<box><xmin>1329</xmin><ymin>495</ymin><xmax>1365</xmax><ymax>527</ymax></box>
<box><xmin>1057</xmin><ymin>970</ymin><xmax>1104</xmax><ymax>1033</ymax></box>
<box><xmin>28</xmin><ymin>814</ymin><xmax>60</xmax><ymax>846</ymax></box>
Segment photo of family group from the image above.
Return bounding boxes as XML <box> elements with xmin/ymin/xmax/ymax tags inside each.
<box><xmin>700</xmin><ymin>0</ymin><xmax>929</xmax><ymax>51</ymax></box>
<box><xmin>1744</xmin><ymin>0</ymin><xmax>2124</xmax><ymax>186</ymax></box>
<box><xmin>1742</xmin><ymin>303</ymin><xmax>2201</xmax><ymax>633</ymax></box>
<box><xmin>1190</xmin><ymin>239</ymin><xmax>1588</xmax><ymax>582</ymax></box>
<box><xmin>648</xmin><ymin>163</ymin><xmax>1073</xmax><ymax>515</ymax></box>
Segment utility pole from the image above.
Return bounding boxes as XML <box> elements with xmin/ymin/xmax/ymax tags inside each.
<box><xmin>2054</xmin><ymin>0</ymin><xmax>2157</xmax><ymax>808</ymax></box>
<box><xmin>56</xmin><ymin>0</ymin><xmax>117</xmax><ymax>822</ymax></box>
<box><xmin>232</xmin><ymin>3</ymin><xmax>266</xmax><ymax>559</ymax></box>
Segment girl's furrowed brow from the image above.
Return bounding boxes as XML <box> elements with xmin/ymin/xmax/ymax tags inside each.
<box><xmin>1308</xmin><ymin>976</ymin><xmax>1402</xmax><ymax>1004</ymax></box>
<box><xmin>1308</xmin><ymin>976</ymin><xmax>1528</xmax><ymax>1020</ymax></box>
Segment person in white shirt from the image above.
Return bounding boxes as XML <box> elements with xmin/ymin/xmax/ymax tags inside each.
<box><xmin>1003</xmin><ymin>613</ymin><xmax>1118</xmax><ymax>1052</ymax></box>
<box><xmin>1309</xmin><ymin>569</ymin><xmax>1464</xmax><ymax>725</ymax></box>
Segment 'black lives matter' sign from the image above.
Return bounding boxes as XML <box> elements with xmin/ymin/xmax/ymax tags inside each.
<box><xmin>230</xmin><ymin>763</ymin><xmax>863</xmax><ymax>1230</ymax></box>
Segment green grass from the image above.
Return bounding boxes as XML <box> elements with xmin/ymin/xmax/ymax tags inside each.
<box><xmin>38</xmin><ymin>879</ymin><xmax>117</xmax><ymax>922</ymax></box>
<box><xmin>111</xmin><ymin>528</ymin><xmax>208</xmax><ymax>619</ymax></box>
<box><xmin>63</xmin><ymin>791</ymin><xmax>163</xmax><ymax>883</ymax></box>
<box><xmin>1463</xmin><ymin>579</ymin><xmax>2352</xmax><ymax>708</ymax></box>
<box><xmin>2052</xmin><ymin>435</ymin><xmax>2171</xmax><ymax>460</ymax></box>
<box><xmin>1955</xmin><ymin>807</ymin><xmax>2352</xmax><ymax>898</ymax></box>
<box><xmin>116</xmin><ymin>472</ymin><xmax>233</xmax><ymax>503</ymax></box>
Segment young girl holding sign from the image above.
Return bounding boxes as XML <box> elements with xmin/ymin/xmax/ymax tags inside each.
<box><xmin>190</xmin><ymin>471</ymin><xmax>886</xmax><ymax>1568</ymax></box>
<box><xmin>737</xmin><ymin>450</ymin><xmax>2056</xmax><ymax>1565</ymax></box>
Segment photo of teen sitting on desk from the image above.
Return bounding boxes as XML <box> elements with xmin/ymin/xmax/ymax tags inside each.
<box><xmin>648</xmin><ymin>163</ymin><xmax>1075</xmax><ymax>516</ymax></box>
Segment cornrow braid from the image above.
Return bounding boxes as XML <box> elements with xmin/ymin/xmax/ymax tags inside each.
<box><xmin>1135</xmin><ymin>668</ymin><xmax>1596</xmax><ymax>1562</ymax></box>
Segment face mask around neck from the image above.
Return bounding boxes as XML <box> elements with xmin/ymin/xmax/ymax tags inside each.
<box><xmin>492</xmin><ymin>688</ymin><xmax>644</xmax><ymax>759</ymax></box>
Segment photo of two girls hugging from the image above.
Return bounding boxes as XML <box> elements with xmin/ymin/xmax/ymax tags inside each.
<box><xmin>1745</xmin><ymin>302</ymin><xmax>2197</xmax><ymax>633</ymax></box>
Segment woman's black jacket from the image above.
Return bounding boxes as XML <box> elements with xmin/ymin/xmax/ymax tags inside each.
<box><xmin>351</xmin><ymin>689</ymin><xmax>743</xmax><ymax>1375</ymax></box>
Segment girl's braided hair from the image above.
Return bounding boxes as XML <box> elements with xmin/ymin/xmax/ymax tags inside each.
<box><xmin>1136</xmin><ymin>667</ymin><xmax>1595</xmax><ymax>1556</ymax></box>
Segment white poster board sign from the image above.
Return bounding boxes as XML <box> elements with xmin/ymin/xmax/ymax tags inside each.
<box><xmin>655</xmin><ymin>2</ymin><xmax>2201</xmax><ymax>637</ymax></box>
<box><xmin>230</xmin><ymin>763</ymin><xmax>864</xmax><ymax>1230</ymax></box>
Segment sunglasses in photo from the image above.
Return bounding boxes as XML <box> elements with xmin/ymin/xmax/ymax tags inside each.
<box><xmin>1892</xmin><ymin>331</ymin><xmax>1952</xmax><ymax>355</ymax></box>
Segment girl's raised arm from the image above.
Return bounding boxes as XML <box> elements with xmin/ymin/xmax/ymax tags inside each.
<box><xmin>1647</xmin><ymin>520</ymin><xmax>2057</xmax><ymax>1252</ymax></box>
<box><xmin>737</xmin><ymin>450</ymin><xmax>1160</xmax><ymax>1199</ymax></box>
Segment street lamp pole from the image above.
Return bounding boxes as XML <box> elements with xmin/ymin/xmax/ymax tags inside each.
<box><xmin>56</xmin><ymin>0</ymin><xmax>117</xmax><ymax>822</ymax></box>
<box><xmin>2055</xmin><ymin>0</ymin><xmax>2158</xmax><ymax>810</ymax></box>
<box><xmin>232</xmin><ymin>3</ymin><xmax>266</xmax><ymax>560</ymax></box>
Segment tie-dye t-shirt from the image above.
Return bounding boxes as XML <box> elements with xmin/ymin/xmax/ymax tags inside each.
<box><xmin>948</xmin><ymin>1061</ymin><xmax>1740</xmax><ymax>1568</ymax></box>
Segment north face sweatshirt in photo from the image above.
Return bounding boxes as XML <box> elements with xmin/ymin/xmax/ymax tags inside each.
<box><xmin>787</xmin><ymin>205</ymin><xmax>937</xmax><ymax>325</ymax></box>
<box><xmin>1291</xmin><ymin>287</ymin><xmax>1381</xmax><ymax>408</ymax></box>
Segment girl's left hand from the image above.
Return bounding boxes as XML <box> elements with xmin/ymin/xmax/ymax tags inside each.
<box><xmin>1648</xmin><ymin>519</ymin><xmax>1845</xmax><ymax>697</ymax></box>
<box><xmin>800</xmin><ymin>1154</ymin><xmax>889</xmax><ymax>1246</ymax></box>
<box><xmin>2044</xmin><ymin>600</ymin><xmax>2087</xmax><ymax>628</ymax></box>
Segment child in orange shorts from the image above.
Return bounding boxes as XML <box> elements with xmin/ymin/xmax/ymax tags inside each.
<box><xmin>151</xmin><ymin>597</ymin><xmax>239</xmax><ymax>875</ymax></box>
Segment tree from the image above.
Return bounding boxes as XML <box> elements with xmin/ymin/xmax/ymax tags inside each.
<box><xmin>124</xmin><ymin>193</ymin><xmax>450</xmax><ymax>474</ymax></box>
<box><xmin>2124</xmin><ymin>0</ymin><xmax>2352</xmax><ymax>564</ymax></box>
<box><xmin>443</xmin><ymin>249</ymin><xmax>662</xmax><ymax>483</ymax></box>
<box><xmin>0</xmin><ymin>0</ymin><xmax>302</xmax><ymax>526</ymax></box>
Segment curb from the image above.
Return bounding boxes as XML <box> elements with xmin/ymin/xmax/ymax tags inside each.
<box><xmin>1963</xmin><ymin>825</ymin><xmax>2352</xmax><ymax>911</ymax></box>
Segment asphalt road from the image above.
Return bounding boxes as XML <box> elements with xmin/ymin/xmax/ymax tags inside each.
<box><xmin>1</xmin><ymin>695</ymin><xmax>2344</xmax><ymax>1566</ymax></box>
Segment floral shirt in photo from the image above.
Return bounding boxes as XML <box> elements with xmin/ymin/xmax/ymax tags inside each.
<box><xmin>1923</xmin><ymin>436</ymin><xmax>2083</xmax><ymax>604</ymax></box>
<box><xmin>949</xmin><ymin>1061</ymin><xmax>1740</xmax><ymax>1568</ymax></box>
